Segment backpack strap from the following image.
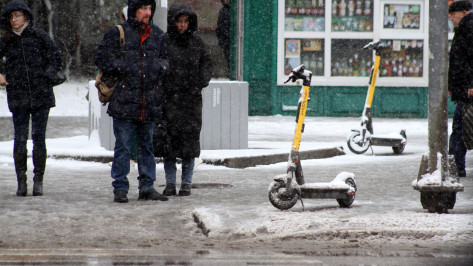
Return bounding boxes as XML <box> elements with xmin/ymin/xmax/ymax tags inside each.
<box><xmin>116</xmin><ymin>25</ymin><xmax>125</xmax><ymax>48</ymax></box>
<box><xmin>116</xmin><ymin>25</ymin><xmax>125</xmax><ymax>59</ymax></box>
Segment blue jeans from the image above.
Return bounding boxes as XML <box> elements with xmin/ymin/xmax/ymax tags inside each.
<box><xmin>12</xmin><ymin>107</ymin><xmax>50</xmax><ymax>151</ymax></box>
<box><xmin>111</xmin><ymin>118</ymin><xmax>156</xmax><ymax>193</ymax></box>
<box><xmin>163</xmin><ymin>157</ymin><xmax>195</xmax><ymax>185</ymax></box>
<box><xmin>449</xmin><ymin>101</ymin><xmax>467</xmax><ymax>171</ymax></box>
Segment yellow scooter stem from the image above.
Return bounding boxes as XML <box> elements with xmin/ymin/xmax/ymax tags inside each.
<box><xmin>292</xmin><ymin>85</ymin><xmax>310</xmax><ymax>152</ymax></box>
<box><xmin>365</xmin><ymin>54</ymin><xmax>381</xmax><ymax>109</ymax></box>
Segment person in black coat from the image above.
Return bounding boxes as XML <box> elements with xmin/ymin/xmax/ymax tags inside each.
<box><xmin>157</xmin><ymin>2</ymin><xmax>212</xmax><ymax>197</ymax></box>
<box><xmin>448</xmin><ymin>0</ymin><xmax>473</xmax><ymax>177</ymax></box>
<box><xmin>95</xmin><ymin>0</ymin><xmax>169</xmax><ymax>203</ymax></box>
<box><xmin>0</xmin><ymin>0</ymin><xmax>63</xmax><ymax>197</ymax></box>
<box><xmin>216</xmin><ymin>0</ymin><xmax>230</xmax><ymax>68</ymax></box>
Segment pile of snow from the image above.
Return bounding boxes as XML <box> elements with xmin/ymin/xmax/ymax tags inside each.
<box><xmin>412</xmin><ymin>153</ymin><xmax>464</xmax><ymax>190</ymax></box>
<box><xmin>413</xmin><ymin>170</ymin><xmax>464</xmax><ymax>189</ymax></box>
<box><xmin>191</xmin><ymin>204</ymin><xmax>473</xmax><ymax>241</ymax></box>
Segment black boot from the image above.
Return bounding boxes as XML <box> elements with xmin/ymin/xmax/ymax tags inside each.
<box><xmin>178</xmin><ymin>184</ymin><xmax>192</xmax><ymax>196</ymax></box>
<box><xmin>32</xmin><ymin>149</ymin><xmax>47</xmax><ymax>196</ymax></box>
<box><xmin>163</xmin><ymin>183</ymin><xmax>177</xmax><ymax>196</ymax></box>
<box><xmin>138</xmin><ymin>188</ymin><xmax>169</xmax><ymax>201</ymax></box>
<box><xmin>13</xmin><ymin>148</ymin><xmax>28</xmax><ymax>196</ymax></box>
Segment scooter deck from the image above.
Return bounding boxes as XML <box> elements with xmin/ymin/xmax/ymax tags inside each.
<box><xmin>300</xmin><ymin>183</ymin><xmax>352</xmax><ymax>199</ymax></box>
<box><xmin>370</xmin><ymin>135</ymin><xmax>405</xmax><ymax>147</ymax></box>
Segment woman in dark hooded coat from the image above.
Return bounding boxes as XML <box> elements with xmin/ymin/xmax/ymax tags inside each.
<box><xmin>157</xmin><ymin>2</ymin><xmax>212</xmax><ymax>196</ymax></box>
<box><xmin>0</xmin><ymin>0</ymin><xmax>63</xmax><ymax>197</ymax></box>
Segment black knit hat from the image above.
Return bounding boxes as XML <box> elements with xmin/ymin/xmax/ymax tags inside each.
<box><xmin>449</xmin><ymin>1</ymin><xmax>472</xmax><ymax>13</ymax></box>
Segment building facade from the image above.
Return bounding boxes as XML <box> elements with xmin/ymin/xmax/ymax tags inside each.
<box><xmin>239</xmin><ymin>0</ymin><xmax>456</xmax><ymax>117</ymax></box>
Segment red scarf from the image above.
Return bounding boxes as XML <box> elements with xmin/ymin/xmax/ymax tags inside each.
<box><xmin>140</xmin><ymin>25</ymin><xmax>150</xmax><ymax>46</ymax></box>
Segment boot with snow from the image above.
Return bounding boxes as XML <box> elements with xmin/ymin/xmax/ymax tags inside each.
<box><xmin>32</xmin><ymin>149</ymin><xmax>47</xmax><ymax>196</ymax></box>
<box><xmin>14</xmin><ymin>148</ymin><xmax>28</xmax><ymax>196</ymax></box>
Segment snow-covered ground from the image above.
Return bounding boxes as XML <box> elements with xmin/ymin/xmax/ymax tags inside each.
<box><xmin>0</xmin><ymin>81</ymin><xmax>472</xmax><ymax>261</ymax></box>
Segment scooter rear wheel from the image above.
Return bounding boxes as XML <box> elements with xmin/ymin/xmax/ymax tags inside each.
<box><xmin>347</xmin><ymin>131</ymin><xmax>370</xmax><ymax>154</ymax></box>
<box><xmin>268</xmin><ymin>180</ymin><xmax>299</xmax><ymax>210</ymax></box>
<box><xmin>337</xmin><ymin>178</ymin><xmax>357</xmax><ymax>208</ymax></box>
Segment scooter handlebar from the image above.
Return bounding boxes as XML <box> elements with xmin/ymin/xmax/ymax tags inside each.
<box><xmin>284</xmin><ymin>65</ymin><xmax>312</xmax><ymax>84</ymax></box>
<box><xmin>360</xmin><ymin>40</ymin><xmax>381</xmax><ymax>51</ymax></box>
<box><xmin>284</xmin><ymin>73</ymin><xmax>297</xmax><ymax>84</ymax></box>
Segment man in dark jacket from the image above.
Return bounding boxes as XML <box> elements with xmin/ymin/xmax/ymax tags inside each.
<box><xmin>95</xmin><ymin>0</ymin><xmax>169</xmax><ymax>203</ymax></box>
<box><xmin>216</xmin><ymin>0</ymin><xmax>230</xmax><ymax>68</ymax></box>
<box><xmin>0</xmin><ymin>0</ymin><xmax>63</xmax><ymax>197</ymax></box>
<box><xmin>448</xmin><ymin>0</ymin><xmax>473</xmax><ymax>177</ymax></box>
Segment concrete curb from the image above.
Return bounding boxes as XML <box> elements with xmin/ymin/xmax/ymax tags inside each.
<box><xmin>204</xmin><ymin>147</ymin><xmax>345</xmax><ymax>168</ymax></box>
<box><xmin>49</xmin><ymin>146</ymin><xmax>345</xmax><ymax>169</ymax></box>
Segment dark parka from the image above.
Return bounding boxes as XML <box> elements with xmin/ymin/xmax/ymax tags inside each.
<box><xmin>0</xmin><ymin>0</ymin><xmax>62</xmax><ymax>112</ymax></box>
<box><xmin>155</xmin><ymin>3</ymin><xmax>212</xmax><ymax>158</ymax></box>
<box><xmin>448</xmin><ymin>12</ymin><xmax>473</xmax><ymax>103</ymax></box>
<box><xmin>95</xmin><ymin>0</ymin><xmax>168</xmax><ymax>121</ymax></box>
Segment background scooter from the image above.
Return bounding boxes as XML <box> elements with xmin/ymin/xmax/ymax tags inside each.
<box><xmin>347</xmin><ymin>41</ymin><xmax>407</xmax><ymax>155</ymax></box>
<box><xmin>268</xmin><ymin>65</ymin><xmax>357</xmax><ymax>211</ymax></box>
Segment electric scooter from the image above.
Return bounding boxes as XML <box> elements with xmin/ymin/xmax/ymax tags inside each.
<box><xmin>347</xmin><ymin>40</ymin><xmax>407</xmax><ymax>155</ymax></box>
<box><xmin>268</xmin><ymin>65</ymin><xmax>357</xmax><ymax>211</ymax></box>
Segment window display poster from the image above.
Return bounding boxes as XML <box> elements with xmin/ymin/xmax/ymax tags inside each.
<box><xmin>286</xmin><ymin>39</ymin><xmax>301</xmax><ymax>58</ymax></box>
<box><xmin>285</xmin><ymin>17</ymin><xmax>324</xmax><ymax>32</ymax></box>
<box><xmin>392</xmin><ymin>40</ymin><xmax>401</xmax><ymax>51</ymax></box>
<box><xmin>383</xmin><ymin>4</ymin><xmax>420</xmax><ymax>29</ymax></box>
<box><xmin>302</xmin><ymin>39</ymin><xmax>323</xmax><ymax>52</ymax></box>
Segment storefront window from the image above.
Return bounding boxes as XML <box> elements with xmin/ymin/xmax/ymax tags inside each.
<box><xmin>331</xmin><ymin>39</ymin><xmax>372</xmax><ymax>76</ymax></box>
<box><xmin>378</xmin><ymin>40</ymin><xmax>423</xmax><ymax>77</ymax></box>
<box><xmin>331</xmin><ymin>0</ymin><xmax>373</xmax><ymax>32</ymax></box>
<box><xmin>285</xmin><ymin>39</ymin><xmax>325</xmax><ymax>76</ymax></box>
<box><xmin>279</xmin><ymin>1</ymin><xmax>428</xmax><ymax>85</ymax></box>
<box><xmin>285</xmin><ymin>0</ymin><xmax>325</xmax><ymax>32</ymax></box>
<box><xmin>383</xmin><ymin>3</ymin><xmax>421</xmax><ymax>29</ymax></box>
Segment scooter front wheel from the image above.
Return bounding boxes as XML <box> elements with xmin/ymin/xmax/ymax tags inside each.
<box><xmin>347</xmin><ymin>131</ymin><xmax>370</xmax><ymax>154</ymax></box>
<box><xmin>392</xmin><ymin>130</ymin><xmax>407</xmax><ymax>154</ymax></box>
<box><xmin>337</xmin><ymin>177</ymin><xmax>357</xmax><ymax>208</ymax></box>
<box><xmin>268</xmin><ymin>181</ymin><xmax>299</xmax><ymax>210</ymax></box>
<box><xmin>392</xmin><ymin>144</ymin><xmax>406</xmax><ymax>154</ymax></box>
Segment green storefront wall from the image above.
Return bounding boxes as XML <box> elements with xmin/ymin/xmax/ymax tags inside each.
<box><xmin>240</xmin><ymin>1</ymin><xmax>454</xmax><ymax>118</ymax></box>
<box><xmin>279</xmin><ymin>86</ymin><xmax>430</xmax><ymax>118</ymax></box>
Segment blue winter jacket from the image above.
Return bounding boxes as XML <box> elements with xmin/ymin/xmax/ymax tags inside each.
<box><xmin>0</xmin><ymin>0</ymin><xmax>62</xmax><ymax>112</ymax></box>
<box><xmin>95</xmin><ymin>0</ymin><xmax>168</xmax><ymax>121</ymax></box>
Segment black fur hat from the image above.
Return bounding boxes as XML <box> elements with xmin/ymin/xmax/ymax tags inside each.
<box><xmin>449</xmin><ymin>1</ymin><xmax>473</xmax><ymax>13</ymax></box>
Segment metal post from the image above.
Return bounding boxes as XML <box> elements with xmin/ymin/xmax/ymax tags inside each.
<box><xmin>428</xmin><ymin>0</ymin><xmax>449</xmax><ymax>180</ymax></box>
<box><xmin>413</xmin><ymin>0</ymin><xmax>465</xmax><ymax>214</ymax></box>
<box><xmin>234</xmin><ymin>0</ymin><xmax>245</xmax><ymax>81</ymax></box>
